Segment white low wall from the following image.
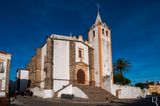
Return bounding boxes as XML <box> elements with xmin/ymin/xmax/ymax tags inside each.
<box><xmin>72</xmin><ymin>87</ymin><xmax>88</xmax><ymax>99</ymax></box>
<box><xmin>30</xmin><ymin>85</ymin><xmax>88</xmax><ymax>99</ymax></box>
<box><xmin>57</xmin><ymin>85</ymin><xmax>72</xmax><ymax>97</ymax></box>
<box><xmin>30</xmin><ymin>87</ymin><xmax>44</xmax><ymax>98</ymax></box>
<box><xmin>43</xmin><ymin>89</ymin><xmax>54</xmax><ymax>98</ymax></box>
<box><xmin>111</xmin><ymin>84</ymin><xmax>147</xmax><ymax>99</ymax></box>
<box><xmin>30</xmin><ymin>87</ymin><xmax>54</xmax><ymax>98</ymax></box>
<box><xmin>56</xmin><ymin>85</ymin><xmax>88</xmax><ymax>99</ymax></box>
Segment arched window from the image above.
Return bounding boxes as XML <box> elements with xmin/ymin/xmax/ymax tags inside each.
<box><xmin>106</xmin><ymin>31</ymin><xmax>108</xmax><ymax>37</ymax></box>
<box><xmin>93</xmin><ymin>30</ymin><xmax>95</xmax><ymax>37</ymax></box>
<box><xmin>102</xmin><ymin>28</ymin><xmax>104</xmax><ymax>34</ymax></box>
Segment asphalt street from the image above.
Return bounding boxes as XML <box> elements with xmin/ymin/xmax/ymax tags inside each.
<box><xmin>10</xmin><ymin>95</ymin><xmax>160</xmax><ymax>106</ymax></box>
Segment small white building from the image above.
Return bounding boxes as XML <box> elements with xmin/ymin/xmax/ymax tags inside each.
<box><xmin>16</xmin><ymin>69</ymin><xmax>29</xmax><ymax>92</ymax></box>
<box><xmin>0</xmin><ymin>51</ymin><xmax>11</xmax><ymax>98</ymax></box>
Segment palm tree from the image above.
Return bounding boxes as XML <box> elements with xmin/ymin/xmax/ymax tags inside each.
<box><xmin>113</xmin><ymin>58</ymin><xmax>132</xmax><ymax>76</ymax></box>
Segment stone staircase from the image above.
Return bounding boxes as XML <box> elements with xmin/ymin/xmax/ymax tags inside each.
<box><xmin>76</xmin><ymin>85</ymin><xmax>117</xmax><ymax>101</ymax></box>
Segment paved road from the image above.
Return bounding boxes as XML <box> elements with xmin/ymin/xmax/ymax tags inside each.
<box><xmin>10</xmin><ymin>96</ymin><xmax>160</xmax><ymax>106</ymax></box>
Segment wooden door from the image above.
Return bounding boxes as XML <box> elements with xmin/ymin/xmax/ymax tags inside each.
<box><xmin>77</xmin><ymin>69</ymin><xmax>85</xmax><ymax>84</ymax></box>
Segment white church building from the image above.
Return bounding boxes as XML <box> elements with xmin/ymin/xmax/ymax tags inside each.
<box><xmin>27</xmin><ymin>12</ymin><xmax>147</xmax><ymax>99</ymax></box>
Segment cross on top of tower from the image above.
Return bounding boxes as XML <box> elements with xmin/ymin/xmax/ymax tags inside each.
<box><xmin>94</xmin><ymin>3</ymin><xmax>102</xmax><ymax>26</ymax></box>
<box><xmin>97</xmin><ymin>3</ymin><xmax>101</xmax><ymax>14</ymax></box>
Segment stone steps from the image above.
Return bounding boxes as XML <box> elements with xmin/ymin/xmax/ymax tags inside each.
<box><xmin>76</xmin><ymin>85</ymin><xmax>117</xmax><ymax>101</ymax></box>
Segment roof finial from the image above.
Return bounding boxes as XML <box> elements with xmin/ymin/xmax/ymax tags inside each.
<box><xmin>97</xmin><ymin>3</ymin><xmax>100</xmax><ymax>14</ymax></box>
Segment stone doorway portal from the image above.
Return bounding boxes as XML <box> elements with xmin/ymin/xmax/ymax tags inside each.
<box><xmin>77</xmin><ymin>69</ymin><xmax>85</xmax><ymax>84</ymax></box>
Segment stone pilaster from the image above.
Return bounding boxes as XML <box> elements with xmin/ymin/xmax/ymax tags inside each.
<box><xmin>35</xmin><ymin>48</ymin><xmax>42</xmax><ymax>87</ymax></box>
<box><xmin>88</xmin><ymin>47</ymin><xmax>95</xmax><ymax>86</ymax></box>
<box><xmin>69</xmin><ymin>41</ymin><xmax>76</xmax><ymax>85</ymax></box>
<box><xmin>26</xmin><ymin>61</ymin><xmax>32</xmax><ymax>88</ymax></box>
<box><xmin>44</xmin><ymin>37</ymin><xmax>53</xmax><ymax>89</ymax></box>
<box><xmin>5</xmin><ymin>59</ymin><xmax>11</xmax><ymax>94</ymax></box>
<box><xmin>31</xmin><ymin>56</ymin><xmax>36</xmax><ymax>87</ymax></box>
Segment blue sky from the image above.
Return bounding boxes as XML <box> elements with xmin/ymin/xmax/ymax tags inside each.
<box><xmin>0</xmin><ymin>0</ymin><xmax>160</xmax><ymax>84</ymax></box>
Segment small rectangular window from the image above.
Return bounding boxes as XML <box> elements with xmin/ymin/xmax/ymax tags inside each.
<box><xmin>102</xmin><ymin>28</ymin><xmax>104</xmax><ymax>34</ymax></box>
<box><xmin>79</xmin><ymin>50</ymin><xmax>82</xmax><ymax>58</ymax></box>
<box><xmin>78</xmin><ymin>48</ymin><xmax>84</xmax><ymax>59</ymax></box>
<box><xmin>93</xmin><ymin>31</ymin><xmax>95</xmax><ymax>37</ymax></box>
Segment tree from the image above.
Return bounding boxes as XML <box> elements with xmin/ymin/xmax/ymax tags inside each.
<box><xmin>113</xmin><ymin>58</ymin><xmax>132</xmax><ymax>76</ymax></box>
<box><xmin>135</xmin><ymin>83</ymin><xmax>146</xmax><ymax>89</ymax></box>
<box><xmin>114</xmin><ymin>74</ymin><xmax>131</xmax><ymax>85</ymax></box>
<box><xmin>113</xmin><ymin>58</ymin><xmax>132</xmax><ymax>85</ymax></box>
<box><xmin>135</xmin><ymin>82</ymin><xmax>149</xmax><ymax>89</ymax></box>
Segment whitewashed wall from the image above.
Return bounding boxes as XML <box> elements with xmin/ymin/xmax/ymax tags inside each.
<box><xmin>57</xmin><ymin>85</ymin><xmax>89</xmax><ymax>99</ymax></box>
<box><xmin>30</xmin><ymin>87</ymin><xmax>54</xmax><ymax>98</ymax></box>
<box><xmin>72</xmin><ymin>86</ymin><xmax>88</xmax><ymax>99</ymax></box>
<box><xmin>53</xmin><ymin>40</ymin><xmax>70</xmax><ymax>92</ymax></box>
<box><xmin>103</xmin><ymin>76</ymin><xmax>112</xmax><ymax>92</ymax></box>
<box><xmin>110</xmin><ymin>84</ymin><xmax>147</xmax><ymax>99</ymax></box>
<box><xmin>19</xmin><ymin>70</ymin><xmax>29</xmax><ymax>79</ymax></box>
<box><xmin>101</xmin><ymin>27</ymin><xmax>113</xmax><ymax>92</ymax></box>
<box><xmin>40</xmin><ymin>44</ymin><xmax>47</xmax><ymax>89</ymax></box>
<box><xmin>57</xmin><ymin>85</ymin><xmax>72</xmax><ymax>97</ymax></box>
<box><xmin>89</xmin><ymin>27</ymin><xmax>101</xmax><ymax>87</ymax></box>
<box><xmin>101</xmin><ymin>27</ymin><xmax>112</xmax><ymax>76</ymax></box>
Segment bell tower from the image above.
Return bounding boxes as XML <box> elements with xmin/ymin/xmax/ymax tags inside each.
<box><xmin>88</xmin><ymin>12</ymin><xmax>113</xmax><ymax>88</ymax></box>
